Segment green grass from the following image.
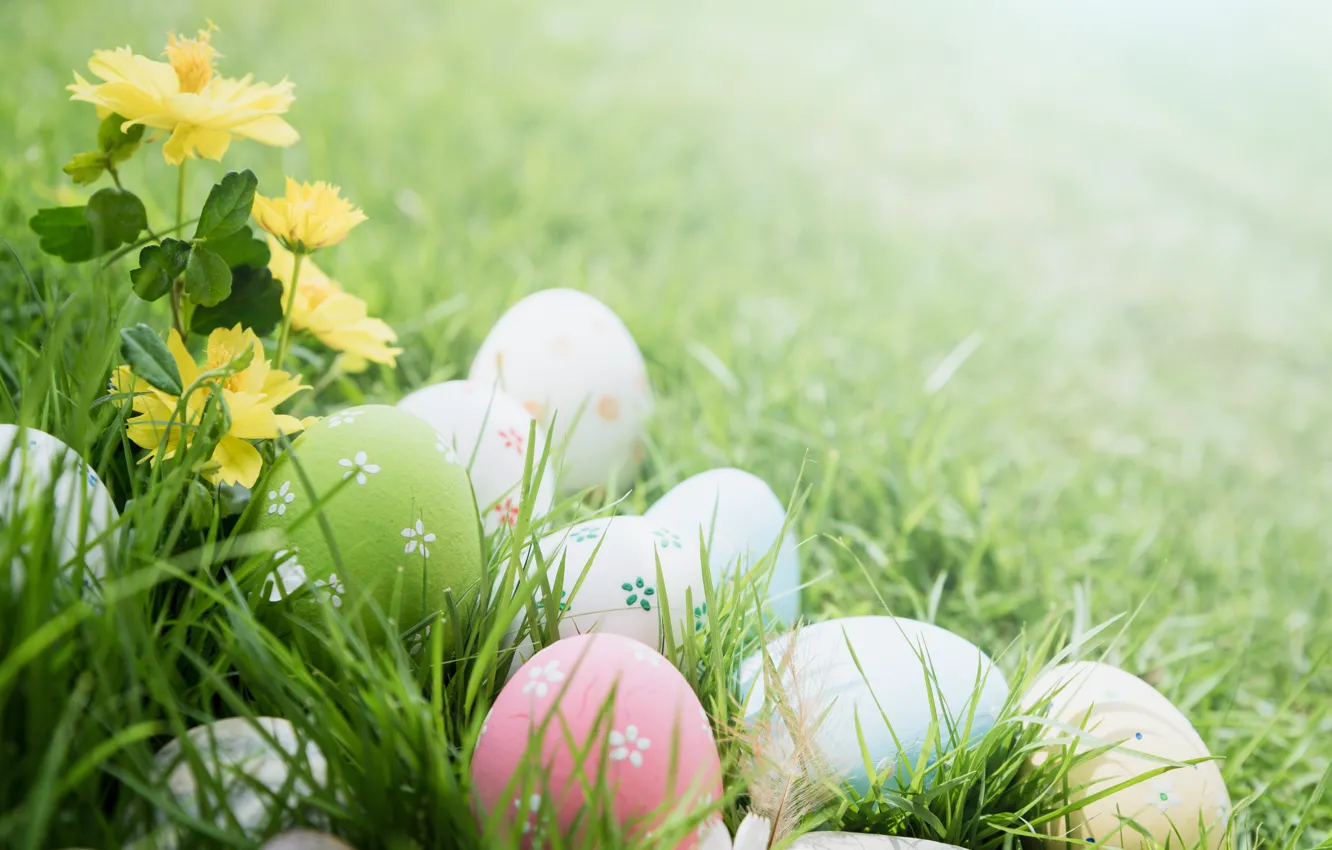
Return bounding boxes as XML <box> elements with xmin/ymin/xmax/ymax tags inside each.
<box><xmin>2</xmin><ymin>0</ymin><xmax>1331</xmax><ymax>847</ymax></box>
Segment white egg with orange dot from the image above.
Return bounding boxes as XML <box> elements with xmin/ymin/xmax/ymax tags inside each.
<box><xmin>469</xmin><ymin>289</ymin><xmax>652</xmax><ymax>496</ymax></box>
<box><xmin>1025</xmin><ymin>661</ymin><xmax>1231</xmax><ymax>849</ymax></box>
<box><xmin>398</xmin><ymin>380</ymin><xmax>556</xmax><ymax>534</ymax></box>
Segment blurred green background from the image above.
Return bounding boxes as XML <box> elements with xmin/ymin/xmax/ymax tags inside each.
<box><xmin>2</xmin><ymin>0</ymin><xmax>1330</xmax><ymax>841</ymax></box>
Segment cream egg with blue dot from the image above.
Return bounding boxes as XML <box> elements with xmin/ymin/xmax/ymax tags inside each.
<box><xmin>1024</xmin><ymin>661</ymin><xmax>1231</xmax><ymax>849</ymax></box>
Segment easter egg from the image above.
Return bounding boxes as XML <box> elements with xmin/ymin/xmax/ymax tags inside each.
<box><xmin>645</xmin><ymin>467</ymin><xmax>800</xmax><ymax>622</ymax></box>
<box><xmin>738</xmin><ymin>617</ymin><xmax>1009</xmax><ymax>793</ymax></box>
<box><xmin>700</xmin><ymin>817</ymin><xmax>966</xmax><ymax>850</ymax></box>
<box><xmin>248</xmin><ymin>405</ymin><xmax>483</xmax><ymax>638</ymax></box>
<box><xmin>1024</xmin><ymin>661</ymin><xmax>1231</xmax><ymax>848</ymax></box>
<box><xmin>152</xmin><ymin>717</ymin><xmax>328</xmax><ymax>842</ymax></box>
<box><xmin>260</xmin><ymin>831</ymin><xmax>356</xmax><ymax>850</ymax></box>
<box><xmin>790</xmin><ymin>836</ymin><xmax>964</xmax><ymax>850</ymax></box>
<box><xmin>503</xmin><ymin>516</ymin><xmax>708</xmax><ymax>672</ymax></box>
<box><xmin>0</xmin><ymin>425</ymin><xmax>118</xmax><ymax>592</ymax></box>
<box><xmin>472</xmin><ymin>634</ymin><xmax>722</xmax><ymax>848</ymax></box>
<box><xmin>469</xmin><ymin>289</ymin><xmax>652</xmax><ymax>496</ymax></box>
<box><xmin>398</xmin><ymin>380</ymin><xmax>555</xmax><ymax>533</ymax></box>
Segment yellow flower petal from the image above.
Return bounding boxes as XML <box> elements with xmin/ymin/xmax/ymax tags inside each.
<box><xmin>253</xmin><ymin>178</ymin><xmax>366</xmax><ymax>252</ymax></box>
<box><xmin>167</xmin><ymin>329</ymin><xmax>200</xmax><ymax>388</ymax></box>
<box><xmin>117</xmin><ymin>321</ymin><xmax>304</xmax><ymax>488</ymax></box>
<box><xmin>335</xmin><ymin>353</ymin><xmax>370</xmax><ymax>374</ymax></box>
<box><xmin>68</xmin><ymin>34</ymin><xmax>296</xmax><ymax>165</ymax></box>
<box><xmin>226</xmin><ymin>391</ymin><xmax>282</xmax><ymax>440</ymax></box>
<box><xmin>266</xmin><ymin>239</ymin><xmax>399</xmax><ymax>369</ymax></box>
<box><xmin>235</xmin><ymin>113</ymin><xmax>300</xmax><ymax>148</ymax></box>
<box><xmin>209</xmin><ymin>435</ymin><xmax>263</xmax><ymax>488</ymax></box>
<box><xmin>272</xmin><ymin>415</ymin><xmax>308</xmax><ymax>436</ymax></box>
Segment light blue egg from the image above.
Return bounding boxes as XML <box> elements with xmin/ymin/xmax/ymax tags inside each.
<box><xmin>644</xmin><ymin>467</ymin><xmax>800</xmax><ymax>622</ymax></box>
<box><xmin>738</xmin><ymin>616</ymin><xmax>1009</xmax><ymax>793</ymax></box>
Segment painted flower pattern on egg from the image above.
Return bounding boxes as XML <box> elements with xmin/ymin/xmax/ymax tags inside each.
<box><xmin>644</xmin><ymin>467</ymin><xmax>801</xmax><ymax>623</ymax></box>
<box><xmin>247</xmin><ymin>406</ymin><xmax>484</xmax><ymax>644</ymax></box>
<box><xmin>397</xmin><ymin>380</ymin><xmax>556</xmax><ymax>534</ymax></box>
<box><xmin>468</xmin><ymin>289</ymin><xmax>653</xmax><ymax>496</ymax></box>
<box><xmin>501</xmin><ymin>517</ymin><xmax>708</xmax><ymax>674</ymax></box>
<box><xmin>472</xmin><ymin>635</ymin><xmax>722</xmax><ymax>849</ymax></box>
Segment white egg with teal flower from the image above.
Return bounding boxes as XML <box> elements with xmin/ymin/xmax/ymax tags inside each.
<box><xmin>469</xmin><ymin>289</ymin><xmax>652</xmax><ymax>496</ymax></box>
<box><xmin>503</xmin><ymin>516</ymin><xmax>707</xmax><ymax>674</ymax></box>
<box><xmin>0</xmin><ymin>424</ymin><xmax>118</xmax><ymax>593</ymax></box>
<box><xmin>738</xmin><ymin>616</ymin><xmax>1009</xmax><ymax>793</ymax></box>
<box><xmin>645</xmin><ymin>467</ymin><xmax>800</xmax><ymax>622</ymax></box>
<box><xmin>398</xmin><ymin>379</ymin><xmax>556</xmax><ymax>533</ymax></box>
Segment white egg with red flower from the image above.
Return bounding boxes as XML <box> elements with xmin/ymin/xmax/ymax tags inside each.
<box><xmin>645</xmin><ymin>467</ymin><xmax>800</xmax><ymax>622</ymax></box>
<box><xmin>398</xmin><ymin>380</ymin><xmax>555</xmax><ymax>533</ymax></box>
<box><xmin>0</xmin><ymin>424</ymin><xmax>118</xmax><ymax>593</ymax></box>
<box><xmin>469</xmin><ymin>289</ymin><xmax>652</xmax><ymax>496</ymax></box>
<box><xmin>1024</xmin><ymin>661</ymin><xmax>1231</xmax><ymax>849</ymax></box>
<box><xmin>502</xmin><ymin>516</ymin><xmax>708</xmax><ymax>674</ymax></box>
<box><xmin>472</xmin><ymin>634</ymin><xmax>722</xmax><ymax>849</ymax></box>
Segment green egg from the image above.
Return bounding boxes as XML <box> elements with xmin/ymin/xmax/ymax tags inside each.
<box><xmin>248</xmin><ymin>405</ymin><xmax>482</xmax><ymax>642</ymax></box>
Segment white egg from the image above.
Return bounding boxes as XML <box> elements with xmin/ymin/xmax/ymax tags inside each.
<box><xmin>260</xmin><ymin>831</ymin><xmax>356</xmax><ymax>850</ymax></box>
<box><xmin>469</xmin><ymin>289</ymin><xmax>652</xmax><ymax>495</ymax></box>
<box><xmin>789</xmin><ymin>836</ymin><xmax>963</xmax><ymax>850</ymax></box>
<box><xmin>152</xmin><ymin>717</ymin><xmax>328</xmax><ymax>845</ymax></box>
<box><xmin>644</xmin><ymin>467</ymin><xmax>800</xmax><ymax>622</ymax></box>
<box><xmin>0</xmin><ymin>425</ymin><xmax>118</xmax><ymax>592</ymax></box>
<box><xmin>503</xmin><ymin>516</ymin><xmax>707</xmax><ymax>673</ymax></box>
<box><xmin>738</xmin><ymin>616</ymin><xmax>1009</xmax><ymax>793</ymax></box>
<box><xmin>1024</xmin><ymin>661</ymin><xmax>1231</xmax><ymax>849</ymax></box>
<box><xmin>704</xmin><ymin>815</ymin><xmax>964</xmax><ymax>850</ymax></box>
<box><xmin>397</xmin><ymin>380</ymin><xmax>556</xmax><ymax>533</ymax></box>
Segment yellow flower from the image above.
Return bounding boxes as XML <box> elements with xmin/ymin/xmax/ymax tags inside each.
<box><xmin>253</xmin><ymin>178</ymin><xmax>367</xmax><ymax>253</ymax></box>
<box><xmin>68</xmin><ymin>26</ymin><xmax>298</xmax><ymax>166</ymax></box>
<box><xmin>267</xmin><ymin>238</ymin><xmax>401</xmax><ymax>370</ymax></box>
<box><xmin>112</xmin><ymin>326</ymin><xmax>309</xmax><ymax>488</ymax></box>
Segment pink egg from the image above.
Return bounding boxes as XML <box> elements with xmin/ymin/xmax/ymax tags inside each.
<box><xmin>472</xmin><ymin>634</ymin><xmax>723</xmax><ymax>848</ymax></box>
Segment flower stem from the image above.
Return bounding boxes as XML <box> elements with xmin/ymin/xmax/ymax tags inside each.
<box><xmin>176</xmin><ymin>159</ymin><xmax>187</xmax><ymax>233</ymax></box>
<box><xmin>273</xmin><ymin>251</ymin><xmax>304</xmax><ymax>372</ymax></box>
<box><xmin>170</xmin><ymin>160</ymin><xmax>189</xmax><ymax>336</ymax></box>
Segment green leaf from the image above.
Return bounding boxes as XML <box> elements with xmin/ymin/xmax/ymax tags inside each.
<box><xmin>119</xmin><ymin>324</ymin><xmax>182</xmax><ymax>396</ymax></box>
<box><xmin>61</xmin><ymin>151</ymin><xmax>107</xmax><ymax>186</ymax></box>
<box><xmin>194</xmin><ymin>170</ymin><xmax>258</xmax><ymax>241</ymax></box>
<box><xmin>184</xmin><ymin>245</ymin><xmax>232</xmax><ymax>307</ymax></box>
<box><xmin>85</xmin><ymin>188</ymin><xmax>147</xmax><ymax>253</ymax></box>
<box><xmin>208</xmin><ymin>225</ymin><xmax>271</xmax><ymax>269</ymax></box>
<box><xmin>97</xmin><ymin>113</ymin><xmax>144</xmax><ymax>165</ymax></box>
<box><xmin>29</xmin><ymin>207</ymin><xmax>93</xmax><ymax>263</ymax></box>
<box><xmin>129</xmin><ymin>239</ymin><xmax>191</xmax><ymax>302</ymax></box>
<box><xmin>190</xmin><ymin>265</ymin><xmax>284</xmax><ymax>336</ymax></box>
